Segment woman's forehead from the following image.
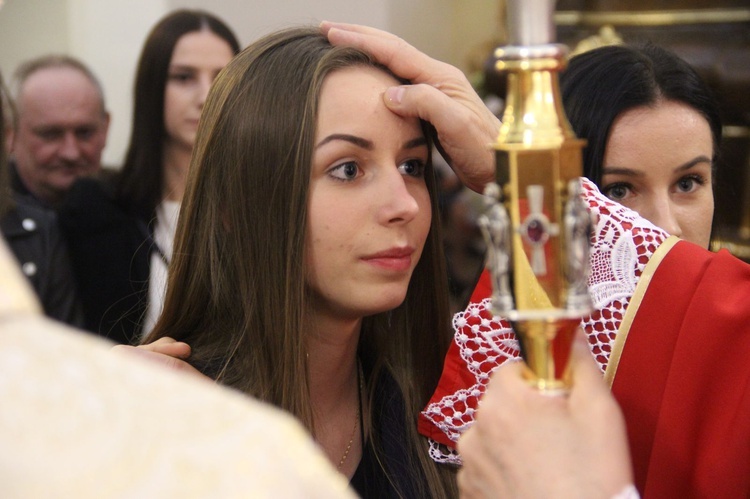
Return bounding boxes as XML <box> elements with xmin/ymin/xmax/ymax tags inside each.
<box><xmin>316</xmin><ymin>66</ymin><xmax>420</xmax><ymax>136</ymax></box>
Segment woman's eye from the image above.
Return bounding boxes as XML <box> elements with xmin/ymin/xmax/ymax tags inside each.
<box><xmin>328</xmin><ymin>162</ymin><xmax>360</xmax><ymax>181</ymax></box>
<box><xmin>676</xmin><ymin>175</ymin><xmax>705</xmax><ymax>193</ymax></box>
<box><xmin>398</xmin><ymin>159</ymin><xmax>425</xmax><ymax>178</ymax></box>
<box><xmin>602</xmin><ymin>183</ymin><xmax>631</xmax><ymax>201</ymax></box>
<box><xmin>168</xmin><ymin>72</ymin><xmax>193</xmax><ymax>83</ymax></box>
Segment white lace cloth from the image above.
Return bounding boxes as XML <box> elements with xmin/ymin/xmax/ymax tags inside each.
<box><xmin>422</xmin><ymin>178</ymin><xmax>669</xmax><ymax>464</ymax></box>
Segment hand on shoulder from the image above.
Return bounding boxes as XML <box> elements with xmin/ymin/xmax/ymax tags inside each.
<box><xmin>111</xmin><ymin>337</ymin><xmax>210</xmax><ymax>382</ymax></box>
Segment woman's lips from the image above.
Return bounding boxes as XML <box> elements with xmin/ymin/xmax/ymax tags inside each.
<box><xmin>362</xmin><ymin>247</ymin><xmax>414</xmax><ymax>272</ymax></box>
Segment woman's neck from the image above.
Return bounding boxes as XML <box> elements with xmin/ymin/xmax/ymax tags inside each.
<box><xmin>161</xmin><ymin>141</ymin><xmax>192</xmax><ymax>202</ymax></box>
<box><xmin>307</xmin><ymin>314</ymin><xmax>361</xmax><ymax>416</ymax></box>
<box><xmin>306</xmin><ymin>312</ymin><xmax>363</xmax><ymax>477</ymax></box>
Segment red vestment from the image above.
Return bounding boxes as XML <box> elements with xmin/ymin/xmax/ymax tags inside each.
<box><xmin>611</xmin><ymin>240</ymin><xmax>750</xmax><ymax>497</ymax></box>
<box><xmin>419</xmin><ymin>179</ymin><xmax>750</xmax><ymax>496</ymax></box>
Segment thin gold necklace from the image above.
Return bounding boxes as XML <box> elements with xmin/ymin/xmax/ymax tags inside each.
<box><xmin>337</xmin><ymin>361</ymin><xmax>364</xmax><ymax>470</ymax></box>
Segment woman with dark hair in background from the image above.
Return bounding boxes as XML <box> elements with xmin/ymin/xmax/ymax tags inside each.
<box><xmin>60</xmin><ymin>9</ymin><xmax>240</xmax><ymax>344</ymax></box>
<box><xmin>560</xmin><ymin>43</ymin><xmax>722</xmax><ymax>249</ymax></box>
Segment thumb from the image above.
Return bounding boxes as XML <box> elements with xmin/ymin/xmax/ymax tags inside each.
<box><xmin>383</xmin><ymin>84</ymin><xmax>458</xmax><ymax>127</ymax></box>
<box><xmin>382</xmin><ymin>83</ymin><xmax>496</xmax><ymax>193</ymax></box>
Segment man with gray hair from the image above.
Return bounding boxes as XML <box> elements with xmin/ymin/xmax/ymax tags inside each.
<box><xmin>8</xmin><ymin>55</ymin><xmax>109</xmax><ymax>208</ymax></box>
<box><xmin>0</xmin><ymin>56</ymin><xmax>100</xmax><ymax>326</ymax></box>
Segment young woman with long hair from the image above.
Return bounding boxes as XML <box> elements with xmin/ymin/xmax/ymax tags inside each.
<box><xmin>144</xmin><ymin>26</ymin><xmax>458</xmax><ymax>498</ymax></box>
<box><xmin>60</xmin><ymin>10</ymin><xmax>240</xmax><ymax>343</ymax></box>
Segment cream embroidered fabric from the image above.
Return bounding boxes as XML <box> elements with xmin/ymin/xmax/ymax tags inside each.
<box><xmin>0</xmin><ymin>240</ymin><xmax>354</xmax><ymax>498</ymax></box>
<box><xmin>422</xmin><ymin>178</ymin><xmax>669</xmax><ymax>464</ymax></box>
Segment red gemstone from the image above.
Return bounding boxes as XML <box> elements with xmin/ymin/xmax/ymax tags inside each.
<box><xmin>526</xmin><ymin>219</ymin><xmax>545</xmax><ymax>242</ymax></box>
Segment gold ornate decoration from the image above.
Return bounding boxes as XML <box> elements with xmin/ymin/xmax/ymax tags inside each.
<box><xmin>480</xmin><ymin>0</ymin><xmax>592</xmax><ymax>393</ymax></box>
<box><xmin>723</xmin><ymin>126</ymin><xmax>750</xmax><ymax>139</ymax></box>
<box><xmin>570</xmin><ymin>25</ymin><xmax>624</xmax><ymax>57</ymax></box>
<box><xmin>555</xmin><ymin>8</ymin><xmax>750</xmax><ymax>27</ymax></box>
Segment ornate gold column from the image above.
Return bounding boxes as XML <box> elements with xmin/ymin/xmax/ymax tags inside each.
<box><xmin>481</xmin><ymin>0</ymin><xmax>592</xmax><ymax>392</ymax></box>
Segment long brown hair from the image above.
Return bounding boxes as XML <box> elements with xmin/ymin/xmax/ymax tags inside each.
<box><xmin>147</xmin><ymin>26</ymin><xmax>455</xmax><ymax>497</ymax></box>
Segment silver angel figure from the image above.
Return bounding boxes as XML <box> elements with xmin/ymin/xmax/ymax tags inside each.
<box><xmin>563</xmin><ymin>179</ymin><xmax>593</xmax><ymax>312</ymax></box>
<box><xmin>479</xmin><ymin>182</ymin><xmax>515</xmax><ymax>314</ymax></box>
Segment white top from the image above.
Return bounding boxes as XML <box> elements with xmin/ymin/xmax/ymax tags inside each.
<box><xmin>143</xmin><ymin>200</ymin><xmax>181</xmax><ymax>337</ymax></box>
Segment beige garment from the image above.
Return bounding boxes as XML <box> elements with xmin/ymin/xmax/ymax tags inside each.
<box><xmin>0</xmin><ymin>239</ymin><xmax>355</xmax><ymax>499</ymax></box>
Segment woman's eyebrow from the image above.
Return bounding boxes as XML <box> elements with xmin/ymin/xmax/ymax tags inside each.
<box><xmin>316</xmin><ymin>134</ymin><xmax>372</xmax><ymax>150</ymax></box>
<box><xmin>676</xmin><ymin>155</ymin><xmax>712</xmax><ymax>172</ymax></box>
<box><xmin>315</xmin><ymin>135</ymin><xmax>427</xmax><ymax>150</ymax></box>
<box><xmin>603</xmin><ymin>155</ymin><xmax>712</xmax><ymax>177</ymax></box>
<box><xmin>601</xmin><ymin>166</ymin><xmax>642</xmax><ymax>177</ymax></box>
<box><xmin>403</xmin><ymin>137</ymin><xmax>428</xmax><ymax>150</ymax></box>
<box><xmin>168</xmin><ymin>64</ymin><xmax>195</xmax><ymax>71</ymax></box>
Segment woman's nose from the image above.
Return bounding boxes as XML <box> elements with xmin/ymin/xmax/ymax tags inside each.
<box><xmin>197</xmin><ymin>75</ymin><xmax>213</xmax><ymax>107</ymax></box>
<box><xmin>646</xmin><ymin>195</ymin><xmax>683</xmax><ymax>238</ymax></box>
<box><xmin>377</xmin><ymin>171</ymin><xmax>421</xmax><ymax>225</ymax></box>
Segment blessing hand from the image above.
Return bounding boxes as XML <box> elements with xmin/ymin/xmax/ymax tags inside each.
<box><xmin>322</xmin><ymin>21</ymin><xmax>499</xmax><ymax>193</ymax></box>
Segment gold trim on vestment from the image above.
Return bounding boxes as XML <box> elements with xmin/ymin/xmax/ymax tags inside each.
<box><xmin>603</xmin><ymin>236</ymin><xmax>680</xmax><ymax>388</ymax></box>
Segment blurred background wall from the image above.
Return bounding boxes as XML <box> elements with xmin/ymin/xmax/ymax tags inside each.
<box><xmin>0</xmin><ymin>0</ymin><xmax>504</xmax><ymax>168</ymax></box>
<box><xmin>1</xmin><ymin>0</ymin><xmax>747</xmax><ymax>274</ymax></box>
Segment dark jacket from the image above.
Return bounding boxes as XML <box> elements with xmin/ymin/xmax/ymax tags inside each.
<box><xmin>58</xmin><ymin>174</ymin><xmax>152</xmax><ymax>345</ymax></box>
<box><xmin>350</xmin><ymin>366</ymin><xmax>434</xmax><ymax>498</ymax></box>
<box><xmin>1</xmin><ymin>194</ymin><xmax>85</xmax><ymax>327</ymax></box>
<box><xmin>9</xmin><ymin>161</ymin><xmax>52</xmax><ymax>210</ymax></box>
